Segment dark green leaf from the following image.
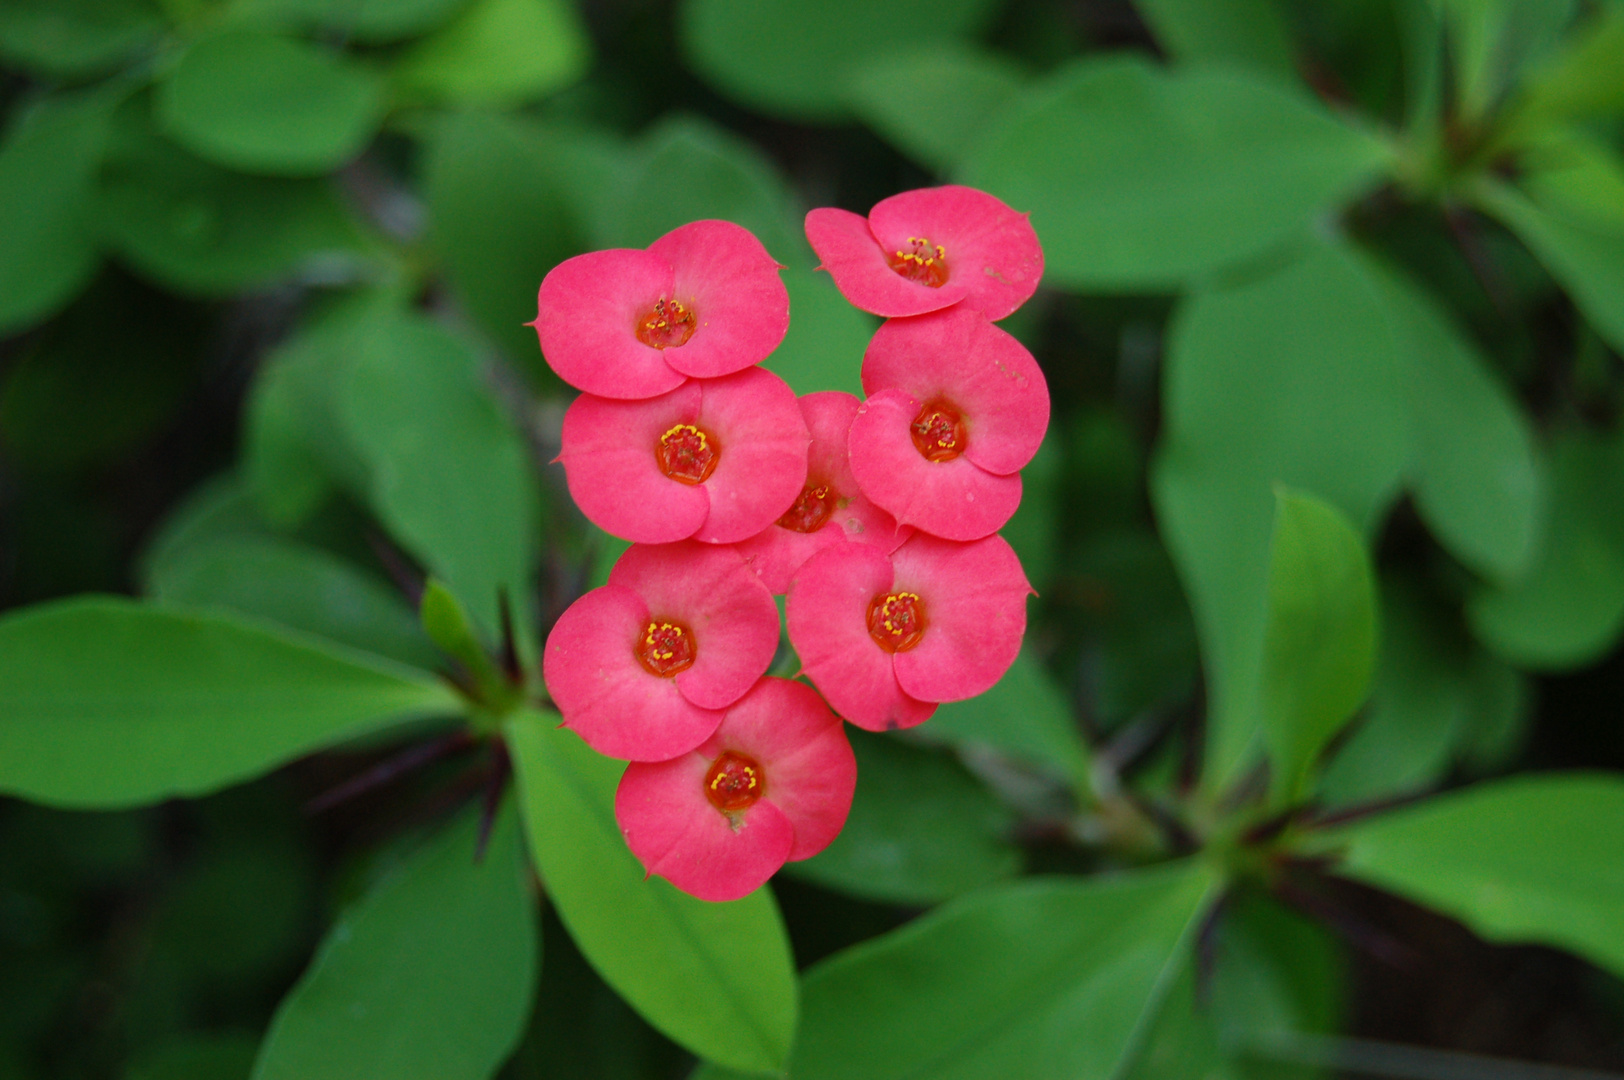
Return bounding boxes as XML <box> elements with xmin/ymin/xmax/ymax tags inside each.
<box><xmin>252</xmin><ymin>802</ymin><xmax>537</xmax><ymax>1080</ymax></box>
<box><xmin>157</xmin><ymin>30</ymin><xmax>388</xmax><ymax>176</ymax></box>
<box><xmin>228</xmin><ymin>0</ymin><xmax>475</xmax><ymax>43</ymax></box>
<box><xmin>505</xmin><ymin>710</ymin><xmax>797</xmax><ymax>1075</ymax></box>
<box><xmin>1503</xmin><ymin>3</ymin><xmax>1624</xmax><ymax>133</ymax></box>
<box><xmin>1001</xmin><ymin>436</ymin><xmax>1060</xmax><ymax>592</ymax></box>
<box><xmin>1133</xmin><ymin>0</ymin><xmax>1297</xmax><ymax>78</ymax></box>
<box><xmin>0</xmin><ymin>0</ymin><xmax>162</xmax><ymax>79</ymax></box>
<box><xmin>126</xmin><ymin>1033</ymin><xmax>260</xmax><ymax>1080</ymax></box>
<box><xmin>1437</xmin><ymin>0</ymin><xmax>1578</xmax><ymax>124</ymax></box>
<box><xmin>394</xmin><ymin>0</ymin><xmax>591</xmax><ymax>107</ymax></box>
<box><xmin>0</xmin><ymin>597</ymin><xmax>459</xmax><ymax>808</ymax></box>
<box><xmin>962</xmin><ymin>56</ymin><xmax>1391</xmax><ymax>290</ymax></box>
<box><xmin>927</xmin><ymin>647</ymin><xmax>1088</xmax><ymax>787</ymax></box>
<box><xmin>763</xmin><ymin>268</ymin><xmax>874</xmax><ymax>397</ymax></box>
<box><xmin>844</xmin><ymin>45</ymin><xmax>1026</xmax><ymax>173</ymax></box>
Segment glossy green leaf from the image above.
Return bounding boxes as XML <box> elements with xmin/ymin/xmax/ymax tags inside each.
<box><xmin>680</xmin><ymin>0</ymin><xmax>1002</xmax><ymax>122</ymax></box>
<box><xmin>1329</xmin><ymin>772</ymin><xmax>1624</xmax><ymax>979</ymax></box>
<box><xmin>229</xmin><ymin>0</ymin><xmax>475</xmax><ymax>43</ymax></box>
<box><xmin>157</xmin><ymin>30</ymin><xmax>388</xmax><ymax>176</ymax></box>
<box><xmin>252</xmin><ymin>803</ymin><xmax>537</xmax><ymax>1080</ymax></box>
<box><xmin>1209</xmin><ymin>888</ymin><xmax>1344</xmax><ymax>1058</ymax></box>
<box><xmin>147</xmin><ymin>537</ymin><xmax>440</xmax><ymax>671</ymax></box>
<box><xmin>927</xmin><ymin>648</ymin><xmax>1088</xmax><ymax>787</ymax></box>
<box><xmin>1133</xmin><ymin>0</ymin><xmax>1297</xmax><ymax>78</ymax></box>
<box><xmin>1437</xmin><ymin>0</ymin><xmax>1577</xmax><ymax>123</ymax></box>
<box><xmin>1258</xmin><ymin>489</ymin><xmax>1378</xmax><ymax>806</ymax></box>
<box><xmin>1504</xmin><ymin>3</ymin><xmax>1624</xmax><ymax>133</ymax></box>
<box><xmin>505</xmin><ymin>710</ymin><xmax>797</xmax><ymax>1075</ymax></box>
<box><xmin>788</xmin><ymin>860</ymin><xmax>1216</xmax><ymax>1080</ymax></box>
<box><xmin>0</xmin><ymin>597</ymin><xmax>460</xmax><ymax>809</ymax></box>
<box><xmin>0</xmin><ymin>0</ymin><xmax>162</xmax><ymax>79</ymax></box>
<box><xmin>1152</xmin><ymin>240</ymin><xmax>1408</xmax><ymax>792</ymax></box>
<box><xmin>764</xmin><ymin>268</ymin><xmax>874</xmax><ymax>397</ymax></box>
<box><xmin>844</xmin><ymin>46</ymin><xmax>1026</xmax><ymax>173</ymax></box>
<box><xmin>0</xmin><ymin>92</ymin><xmax>113</xmax><ymax>336</ymax></box>
<box><xmin>394</xmin><ymin>0</ymin><xmax>591</xmax><ymax>107</ymax></box>
<box><xmin>961</xmin><ymin>56</ymin><xmax>1391</xmax><ymax>290</ymax></box>
<box><xmin>786</xmin><ymin>730</ymin><xmax>1020</xmax><ymax>905</ymax></box>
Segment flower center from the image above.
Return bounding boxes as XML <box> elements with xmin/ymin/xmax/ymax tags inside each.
<box><xmin>657</xmin><ymin>423</ymin><xmax>719</xmax><ymax>484</ymax></box>
<box><xmin>637</xmin><ymin>620</ymin><xmax>695</xmax><ymax>677</ymax></box>
<box><xmin>704</xmin><ymin>750</ymin><xmax>765</xmax><ymax>812</ymax></box>
<box><xmin>777</xmin><ymin>482</ymin><xmax>834</xmax><ymax>533</ymax></box>
<box><xmin>910</xmin><ymin>400</ymin><xmax>966</xmax><ymax>462</ymax></box>
<box><xmin>887</xmin><ymin>236</ymin><xmax>949</xmax><ymax>288</ymax></box>
<box><xmin>868</xmin><ymin>591</ymin><xmax>926</xmax><ymax>653</ymax></box>
<box><xmin>635</xmin><ymin>297</ymin><xmax>696</xmax><ymax>349</ymax></box>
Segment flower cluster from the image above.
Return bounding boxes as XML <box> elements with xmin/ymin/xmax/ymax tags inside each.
<box><xmin>536</xmin><ymin>186</ymin><xmax>1048</xmax><ymax>901</ymax></box>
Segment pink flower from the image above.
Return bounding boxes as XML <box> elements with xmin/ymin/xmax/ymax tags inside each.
<box><xmin>558</xmin><ymin>367</ymin><xmax>810</xmax><ymax>545</ymax></box>
<box><xmin>785</xmin><ymin>533</ymin><xmax>1032</xmax><ymax>731</ymax></box>
<box><xmin>533</xmin><ymin>220</ymin><xmax>789</xmax><ymax>400</ymax></box>
<box><xmin>615</xmin><ymin>677</ymin><xmax>856</xmax><ymax>902</ymax></box>
<box><xmin>732</xmin><ymin>391</ymin><xmax>910</xmax><ymax>594</ymax></box>
<box><xmin>804</xmin><ymin>185</ymin><xmax>1042</xmax><ymax>321</ymax></box>
<box><xmin>543</xmin><ymin>541</ymin><xmax>779</xmax><ymax>761</ymax></box>
<box><xmin>847</xmin><ymin>307</ymin><xmax>1049</xmax><ymax>542</ymax></box>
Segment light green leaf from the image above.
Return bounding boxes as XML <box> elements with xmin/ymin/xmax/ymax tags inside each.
<box><xmin>1152</xmin><ymin>240</ymin><xmax>1409</xmax><ymax>793</ymax></box>
<box><xmin>1133</xmin><ymin>0</ymin><xmax>1297</xmax><ymax>78</ymax></box>
<box><xmin>787</xmin><ymin>860</ymin><xmax>1216</xmax><ymax>1080</ymax></box>
<box><xmin>1503</xmin><ymin>2</ymin><xmax>1624</xmax><ymax>134</ymax></box>
<box><xmin>0</xmin><ymin>0</ymin><xmax>162</xmax><ymax>79</ymax></box>
<box><xmin>844</xmin><ymin>45</ymin><xmax>1026</xmax><ymax>173</ymax></box>
<box><xmin>394</xmin><ymin>0</ymin><xmax>591</xmax><ymax>107</ymax></box>
<box><xmin>505</xmin><ymin>710</ymin><xmax>797</xmax><ymax>1075</ymax></box>
<box><xmin>1436</xmin><ymin>0</ymin><xmax>1578</xmax><ymax>124</ymax></box>
<box><xmin>1328</xmin><ymin>772</ymin><xmax>1624</xmax><ymax>979</ymax></box>
<box><xmin>0</xmin><ymin>597</ymin><xmax>460</xmax><ymax>809</ymax></box>
<box><xmin>786</xmin><ymin>730</ymin><xmax>1019</xmax><ymax>905</ymax></box>
<box><xmin>961</xmin><ymin>56</ymin><xmax>1391</xmax><ymax>290</ymax></box>
<box><xmin>764</xmin><ymin>267</ymin><xmax>874</xmax><ymax>397</ymax></box>
<box><xmin>228</xmin><ymin>0</ymin><xmax>475</xmax><ymax>43</ymax></box>
<box><xmin>927</xmin><ymin>647</ymin><xmax>1088</xmax><ymax>787</ymax></box>
<box><xmin>157</xmin><ymin>30</ymin><xmax>388</xmax><ymax>176</ymax></box>
<box><xmin>680</xmin><ymin>0</ymin><xmax>1002</xmax><ymax>122</ymax></box>
<box><xmin>1258</xmin><ymin>489</ymin><xmax>1378</xmax><ymax>806</ymax></box>
<box><xmin>252</xmin><ymin>802</ymin><xmax>537</xmax><ymax>1080</ymax></box>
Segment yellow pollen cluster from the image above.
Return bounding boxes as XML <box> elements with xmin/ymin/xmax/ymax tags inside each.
<box><xmin>880</xmin><ymin>592</ymin><xmax>921</xmax><ymax>634</ymax></box>
<box><xmin>644</xmin><ymin>297</ymin><xmax>691</xmax><ymax>333</ymax></box>
<box><xmin>661</xmin><ymin>424</ymin><xmax>708</xmax><ymax>451</ymax></box>
<box><xmin>644</xmin><ymin>621</ymin><xmax>685</xmax><ymax>662</ymax></box>
<box><xmin>710</xmin><ymin>765</ymin><xmax>759</xmax><ymax>794</ymax></box>
<box><xmin>894</xmin><ymin>237</ymin><xmax>945</xmax><ymax>270</ymax></box>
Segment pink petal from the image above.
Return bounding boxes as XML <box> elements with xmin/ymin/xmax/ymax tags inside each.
<box><xmin>692</xmin><ymin>368</ymin><xmax>810</xmax><ymax>544</ymax></box>
<box><xmin>542</xmin><ymin>585</ymin><xmax>726</xmax><ymax>761</ymax></box>
<box><xmin>533</xmin><ymin>249</ymin><xmax>688</xmax><ymax>400</ymax></box>
<box><xmin>847</xmin><ymin>389</ymin><xmax>1023</xmax><ymax>541</ymax></box>
<box><xmin>867</xmin><ymin>186</ymin><xmax>1043</xmax><ymax>321</ymax></box>
<box><xmin>649</xmin><ymin>220</ymin><xmax>790</xmax><ymax>380</ymax></box>
<box><xmin>890</xmin><ymin>533</ymin><xmax>1032</xmax><ymax>703</ymax></box>
<box><xmin>785</xmin><ymin>542</ymin><xmax>937</xmax><ymax>731</ymax></box>
<box><xmin>862</xmin><ymin>309</ymin><xmax>1050</xmax><ymax>476</ymax></box>
<box><xmin>805</xmin><ymin>207</ymin><xmax>970</xmax><ymax>318</ymax></box>
<box><xmin>558</xmin><ymin>384</ymin><xmax>710</xmax><ymax>544</ymax></box>
<box><xmin>609</xmin><ymin>542</ymin><xmax>779</xmax><ymax>711</ymax></box>
<box><xmin>616</xmin><ymin>753</ymin><xmax>796</xmax><ymax>902</ymax></box>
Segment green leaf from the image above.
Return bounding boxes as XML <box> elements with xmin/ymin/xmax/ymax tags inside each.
<box><xmin>228</xmin><ymin>0</ymin><xmax>475</xmax><ymax>43</ymax></box>
<box><xmin>0</xmin><ymin>0</ymin><xmax>162</xmax><ymax>79</ymax></box>
<box><xmin>126</xmin><ymin>1033</ymin><xmax>260</xmax><ymax>1080</ymax></box>
<box><xmin>1000</xmin><ymin>436</ymin><xmax>1060</xmax><ymax>592</ymax></box>
<box><xmin>927</xmin><ymin>647</ymin><xmax>1088</xmax><ymax>788</ymax></box>
<box><xmin>786</xmin><ymin>860</ymin><xmax>1216</xmax><ymax>1080</ymax></box>
<box><xmin>505</xmin><ymin>710</ymin><xmax>797</xmax><ymax>1075</ymax></box>
<box><xmin>1436</xmin><ymin>0</ymin><xmax>1578</xmax><ymax>124</ymax></box>
<box><xmin>394</xmin><ymin>0</ymin><xmax>591</xmax><ymax>107</ymax></box>
<box><xmin>1327</xmin><ymin>772</ymin><xmax>1624</xmax><ymax>979</ymax></box>
<box><xmin>0</xmin><ymin>91</ymin><xmax>113</xmax><ymax>336</ymax></box>
<box><xmin>1152</xmin><ymin>240</ymin><xmax>1409</xmax><ymax>793</ymax></box>
<box><xmin>786</xmin><ymin>730</ymin><xmax>1020</xmax><ymax>905</ymax></box>
<box><xmin>252</xmin><ymin>801</ymin><xmax>537</xmax><ymax>1080</ymax></box>
<box><xmin>764</xmin><ymin>268</ymin><xmax>875</xmax><ymax>397</ymax></box>
<box><xmin>1503</xmin><ymin>3</ymin><xmax>1624</xmax><ymax>134</ymax></box>
<box><xmin>0</xmin><ymin>597</ymin><xmax>460</xmax><ymax>809</ymax></box>
<box><xmin>147</xmin><ymin>537</ymin><xmax>440</xmax><ymax>671</ymax></box>
<box><xmin>680</xmin><ymin>0</ymin><xmax>1002</xmax><ymax>122</ymax></box>
<box><xmin>157</xmin><ymin>30</ymin><xmax>388</xmax><ymax>176</ymax></box>
<box><xmin>1132</xmin><ymin>0</ymin><xmax>1297</xmax><ymax>78</ymax></box>
<box><xmin>961</xmin><ymin>56</ymin><xmax>1391</xmax><ymax>290</ymax></box>
<box><xmin>843</xmin><ymin>45</ymin><xmax>1026</xmax><ymax>173</ymax></box>
<box><xmin>1209</xmin><ymin>888</ymin><xmax>1344</xmax><ymax>1058</ymax></box>
<box><xmin>1258</xmin><ymin>489</ymin><xmax>1378</xmax><ymax>806</ymax></box>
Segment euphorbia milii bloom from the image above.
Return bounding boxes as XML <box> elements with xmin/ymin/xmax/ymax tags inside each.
<box><xmin>786</xmin><ymin>532</ymin><xmax>1032</xmax><ymax>731</ymax></box>
<box><xmin>848</xmin><ymin>306</ymin><xmax>1049</xmax><ymax>541</ymax></box>
<box><xmin>805</xmin><ymin>185</ymin><xmax>1042</xmax><ymax>320</ymax></box>
<box><xmin>533</xmin><ymin>220</ymin><xmax>789</xmax><ymax>400</ymax></box>
<box><xmin>733</xmin><ymin>391</ymin><xmax>909</xmax><ymax>594</ymax></box>
<box><xmin>558</xmin><ymin>367</ymin><xmax>810</xmax><ymax>545</ymax></box>
<box><xmin>615</xmin><ymin>677</ymin><xmax>856</xmax><ymax>902</ymax></box>
<box><xmin>543</xmin><ymin>541</ymin><xmax>779</xmax><ymax>761</ymax></box>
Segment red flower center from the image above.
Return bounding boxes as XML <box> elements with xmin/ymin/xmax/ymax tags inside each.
<box><xmin>868</xmin><ymin>591</ymin><xmax>927</xmax><ymax>653</ymax></box>
<box><xmin>657</xmin><ymin>423</ymin><xmax>719</xmax><ymax>484</ymax></box>
<box><xmin>637</xmin><ymin>619</ymin><xmax>695</xmax><ymax>677</ymax></box>
<box><xmin>910</xmin><ymin>400</ymin><xmax>966</xmax><ymax>462</ymax></box>
<box><xmin>887</xmin><ymin>236</ymin><xmax>949</xmax><ymax>288</ymax></box>
<box><xmin>704</xmin><ymin>750</ymin><xmax>765</xmax><ymax>812</ymax></box>
<box><xmin>635</xmin><ymin>297</ymin><xmax>696</xmax><ymax>349</ymax></box>
<box><xmin>777</xmin><ymin>482</ymin><xmax>834</xmax><ymax>533</ymax></box>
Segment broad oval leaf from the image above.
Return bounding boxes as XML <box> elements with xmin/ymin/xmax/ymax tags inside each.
<box><xmin>1133</xmin><ymin>0</ymin><xmax>1297</xmax><ymax>77</ymax></box>
<box><xmin>0</xmin><ymin>0</ymin><xmax>162</xmax><ymax>79</ymax></box>
<box><xmin>844</xmin><ymin>45</ymin><xmax>1026</xmax><ymax>174</ymax></box>
<box><xmin>961</xmin><ymin>55</ymin><xmax>1392</xmax><ymax>290</ymax></box>
<box><xmin>926</xmin><ymin>646</ymin><xmax>1089</xmax><ymax>788</ymax></box>
<box><xmin>228</xmin><ymin>0</ymin><xmax>475</xmax><ymax>44</ymax></box>
<box><xmin>394</xmin><ymin>0</ymin><xmax>591</xmax><ymax>107</ymax></box>
<box><xmin>0</xmin><ymin>597</ymin><xmax>460</xmax><ymax>808</ymax></box>
<box><xmin>506</xmin><ymin>710</ymin><xmax>797</xmax><ymax>1075</ymax></box>
<box><xmin>252</xmin><ymin>802</ymin><xmax>538</xmax><ymax>1080</ymax></box>
<box><xmin>157</xmin><ymin>30</ymin><xmax>388</xmax><ymax>176</ymax></box>
<box><xmin>1327</xmin><ymin>772</ymin><xmax>1624</xmax><ymax>979</ymax></box>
